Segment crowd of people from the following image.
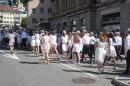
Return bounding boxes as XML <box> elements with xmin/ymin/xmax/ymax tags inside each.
<box><xmin>0</xmin><ymin>28</ymin><xmax>130</xmax><ymax>74</ymax></box>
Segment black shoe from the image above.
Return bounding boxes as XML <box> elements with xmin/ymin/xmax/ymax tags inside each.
<box><xmin>122</xmin><ymin>72</ymin><xmax>129</xmax><ymax>75</ymax></box>
<box><xmin>80</xmin><ymin>59</ymin><xmax>83</xmax><ymax>62</ymax></box>
<box><xmin>69</xmin><ymin>57</ymin><xmax>72</xmax><ymax>59</ymax></box>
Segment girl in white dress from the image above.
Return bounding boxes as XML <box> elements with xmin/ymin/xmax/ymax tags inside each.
<box><xmin>105</xmin><ymin>33</ymin><xmax>117</xmax><ymax>70</ymax></box>
<box><xmin>94</xmin><ymin>32</ymin><xmax>107</xmax><ymax>73</ymax></box>
<box><xmin>72</xmin><ymin>32</ymin><xmax>81</xmax><ymax>64</ymax></box>
<box><xmin>50</xmin><ymin>31</ymin><xmax>58</xmax><ymax>57</ymax></box>
<box><xmin>9</xmin><ymin>30</ymin><xmax>15</xmax><ymax>54</ymax></box>
<box><xmin>17</xmin><ymin>31</ymin><xmax>21</xmax><ymax>48</ymax></box>
<box><xmin>35</xmin><ymin>32</ymin><xmax>40</xmax><ymax>54</ymax></box>
<box><xmin>60</xmin><ymin>31</ymin><xmax>68</xmax><ymax>61</ymax></box>
<box><xmin>26</xmin><ymin>33</ymin><xmax>31</xmax><ymax>50</ymax></box>
<box><xmin>31</xmin><ymin>33</ymin><xmax>36</xmax><ymax>52</ymax></box>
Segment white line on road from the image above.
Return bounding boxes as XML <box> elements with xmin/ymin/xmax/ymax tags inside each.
<box><xmin>61</xmin><ymin>63</ymin><xmax>98</xmax><ymax>79</ymax></box>
<box><xmin>0</xmin><ymin>50</ymin><xmax>20</xmax><ymax>60</ymax></box>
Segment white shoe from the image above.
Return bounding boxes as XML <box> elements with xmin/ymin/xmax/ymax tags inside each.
<box><xmin>59</xmin><ymin>58</ymin><xmax>62</xmax><ymax>61</ymax></box>
<box><xmin>96</xmin><ymin>70</ymin><xmax>101</xmax><ymax>74</ymax></box>
<box><xmin>72</xmin><ymin>61</ymin><xmax>76</xmax><ymax>64</ymax></box>
<box><xmin>77</xmin><ymin>62</ymin><xmax>80</xmax><ymax>65</ymax></box>
<box><xmin>113</xmin><ymin>67</ymin><xmax>117</xmax><ymax>70</ymax></box>
<box><xmin>101</xmin><ymin>68</ymin><xmax>104</xmax><ymax>72</ymax></box>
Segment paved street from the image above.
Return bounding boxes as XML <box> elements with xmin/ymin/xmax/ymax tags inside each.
<box><xmin>0</xmin><ymin>44</ymin><xmax>126</xmax><ymax>86</ymax></box>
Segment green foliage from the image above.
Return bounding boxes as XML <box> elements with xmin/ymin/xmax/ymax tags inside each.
<box><xmin>0</xmin><ymin>20</ymin><xmax>3</xmax><ymax>23</ymax></box>
<box><xmin>7</xmin><ymin>0</ymin><xmax>26</xmax><ymax>6</ymax></box>
<box><xmin>20</xmin><ymin>17</ymin><xmax>27</xmax><ymax>28</ymax></box>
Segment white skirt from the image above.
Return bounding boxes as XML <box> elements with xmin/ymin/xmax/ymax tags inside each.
<box><xmin>72</xmin><ymin>44</ymin><xmax>80</xmax><ymax>53</ymax></box>
<box><xmin>9</xmin><ymin>39</ymin><xmax>14</xmax><ymax>45</ymax></box>
<box><xmin>95</xmin><ymin>47</ymin><xmax>106</xmax><ymax>63</ymax></box>
<box><xmin>31</xmin><ymin>40</ymin><xmax>35</xmax><ymax>46</ymax></box>
<box><xmin>35</xmin><ymin>39</ymin><xmax>40</xmax><ymax>46</ymax></box>
<box><xmin>62</xmin><ymin>44</ymin><xmax>67</xmax><ymax>51</ymax></box>
<box><xmin>106</xmin><ymin>46</ymin><xmax>117</xmax><ymax>57</ymax></box>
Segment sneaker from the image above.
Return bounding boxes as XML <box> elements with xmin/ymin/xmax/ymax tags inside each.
<box><xmin>96</xmin><ymin>70</ymin><xmax>101</xmax><ymax>74</ymax></box>
<box><xmin>77</xmin><ymin>62</ymin><xmax>80</xmax><ymax>65</ymax></box>
<box><xmin>72</xmin><ymin>61</ymin><xmax>76</xmax><ymax>64</ymax></box>
<box><xmin>113</xmin><ymin>67</ymin><xmax>117</xmax><ymax>70</ymax></box>
<box><xmin>59</xmin><ymin>58</ymin><xmax>62</xmax><ymax>61</ymax></box>
<box><xmin>101</xmin><ymin>68</ymin><xmax>104</xmax><ymax>72</ymax></box>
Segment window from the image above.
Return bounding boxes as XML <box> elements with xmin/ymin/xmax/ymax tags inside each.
<box><xmin>48</xmin><ymin>8</ymin><xmax>52</xmax><ymax>13</ymax></box>
<box><xmin>7</xmin><ymin>17</ymin><xmax>9</xmax><ymax>19</ymax></box>
<box><xmin>56</xmin><ymin>0</ymin><xmax>60</xmax><ymax>13</ymax></box>
<box><xmin>4</xmin><ymin>17</ymin><xmax>6</xmax><ymax>19</ymax></box>
<box><xmin>32</xmin><ymin>9</ymin><xmax>36</xmax><ymax>13</ymax></box>
<box><xmin>40</xmin><ymin>0</ymin><xmax>44</xmax><ymax>3</ymax></box>
<box><xmin>40</xmin><ymin>8</ymin><xmax>44</xmax><ymax>13</ymax></box>
<box><xmin>62</xmin><ymin>0</ymin><xmax>67</xmax><ymax>11</ymax></box>
<box><xmin>32</xmin><ymin>18</ymin><xmax>38</xmax><ymax>24</ymax></box>
<box><xmin>70</xmin><ymin>0</ymin><xmax>75</xmax><ymax>7</ymax></box>
<box><xmin>80</xmin><ymin>0</ymin><xmax>86</xmax><ymax>3</ymax></box>
<box><xmin>40</xmin><ymin>18</ymin><xmax>44</xmax><ymax>22</ymax></box>
<box><xmin>10</xmin><ymin>13</ymin><xmax>12</xmax><ymax>15</ymax></box>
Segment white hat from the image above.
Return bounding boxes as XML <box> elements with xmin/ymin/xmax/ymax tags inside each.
<box><xmin>82</xmin><ymin>30</ymin><xmax>87</xmax><ymax>33</ymax></box>
<box><xmin>62</xmin><ymin>30</ymin><xmax>66</xmax><ymax>34</ymax></box>
<box><xmin>116</xmin><ymin>32</ymin><xmax>120</xmax><ymax>35</ymax></box>
<box><xmin>41</xmin><ymin>30</ymin><xmax>44</xmax><ymax>33</ymax></box>
<box><xmin>90</xmin><ymin>32</ymin><xmax>94</xmax><ymax>35</ymax></box>
<box><xmin>77</xmin><ymin>31</ymin><xmax>80</xmax><ymax>34</ymax></box>
<box><xmin>127</xmin><ymin>28</ymin><xmax>130</xmax><ymax>33</ymax></box>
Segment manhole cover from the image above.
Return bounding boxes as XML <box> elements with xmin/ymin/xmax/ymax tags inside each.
<box><xmin>72</xmin><ymin>77</ymin><xmax>96</xmax><ymax>84</ymax></box>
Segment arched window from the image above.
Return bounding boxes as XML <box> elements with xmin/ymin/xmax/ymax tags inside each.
<box><xmin>71</xmin><ymin>20</ymin><xmax>76</xmax><ymax>31</ymax></box>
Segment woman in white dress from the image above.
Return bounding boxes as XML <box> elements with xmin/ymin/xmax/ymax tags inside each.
<box><xmin>31</xmin><ymin>32</ymin><xmax>36</xmax><ymax>52</ymax></box>
<box><xmin>9</xmin><ymin>30</ymin><xmax>15</xmax><ymax>54</ymax></box>
<box><xmin>50</xmin><ymin>31</ymin><xmax>59</xmax><ymax>57</ymax></box>
<box><xmin>57</xmin><ymin>34</ymin><xmax>61</xmax><ymax>53</ymax></box>
<box><xmin>94</xmin><ymin>32</ymin><xmax>107</xmax><ymax>73</ymax></box>
<box><xmin>60</xmin><ymin>31</ymin><xmax>68</xmax><ymax>61</ymax></box>
<box><xmin>105</xmin><ymin>33</ymin><xmax>117</xmax><ymax>70</ymax></box>
<box><xmin>17</xmin><ymin>31</ymin><xmax>21</xmax><ymax>48</ymax></box>
<box><xmin>35</xmin><ymin>32</ymin><xmax>40</xmax><ymax>54</ymax></box>
<box><xmin>72</xmin><ymin>32</ymin><xmax>81</xmax><ymax>64</ymax></box>
<box><xmin>0</xmin><ymin>31</ymin><xmax>2</xmax><ymax>44</ymax></box>
<box><xmin>26</xmin><ymin>33</ymin><xmax>31</xmax><ymax>50</ymax></box>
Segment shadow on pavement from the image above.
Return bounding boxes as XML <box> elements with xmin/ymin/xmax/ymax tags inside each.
<box><xmin>19</xmin><ymin>61</ymin><xmax>43</xmax><ymax>64</ymax></box>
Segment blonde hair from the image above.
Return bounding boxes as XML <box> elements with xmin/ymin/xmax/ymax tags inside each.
<box><xmin>73</xmin><ymin>32</ymin><xmax>80</xmax><ymax>43</ymax></box>
<box><xmin>45</xmin><ymin>31</ymin><xmax>48</xmax><ymax>35</ymax></box>
<box><xmin>99</xmin><ymin>32</ymin><xmax>107</xmax><ymax>42</ymax></box>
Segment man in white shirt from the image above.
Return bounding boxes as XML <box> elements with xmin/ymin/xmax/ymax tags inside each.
<box><xmin>89</xmin><ymin>32</ymin><xmax>95</xmax><ymax>63</ymax></box>
<box><xmin>21</xmin><ymin>30</ymin><xmax>28</xmax><ymax>49</ymax></box>
<box><xmin>81</xmin><ymin>30</ymin><xmax>90</xmax><ymax>61</ymax></box>
<box><xmin>115</xmin><ymin>32</ymin><xmax>123</xmax><ymax>61</ymax></box>
<box><xmin>123</xmin><ymin>28</ymin><xmax>130</xmax><ymax>75</ymax></box>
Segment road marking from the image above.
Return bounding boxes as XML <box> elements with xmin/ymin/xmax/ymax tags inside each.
<box><xmin>0</xmin><ymin>50</ymin><xmax>20</xmax><ymax>60</ymax></box>
<box><xmin>61</xmin><ymin>63</ymin><xmax>97</xmax><ymax>78</ymax></box>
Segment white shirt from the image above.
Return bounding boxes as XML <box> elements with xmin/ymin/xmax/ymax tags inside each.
<box><xmin>116</xmin><ymin>36</ymin><xmax>122</xmax><ymax>45</ymax></box>
<box><xmin>35</xmin><ymin>33</ymin><xmax>40</xmax><ymax>39</ymax></box>
<box><xmin>125</xmin><ymin>34</ymin><xmax>130</xmax><ymax>54</ymax></box>
<box><xmin>113</xmin><ymin>36</ymin><xmax>117</xmax><ymax>46</ymax></box>
<box><xmin>50</xmin><ymin>35</ymin><xmax>57</xmax><ymax>44</ymax></box>
<box><xmin>82</xmin><ymin>35</ymin><xmax>90</xmax><ymax>45</ymax></box>
<box><xmin>90</xmin><ymin>36</ymin><xmax>95</xmax><ymax>44</ymax></box>
<box><xmin>21</xmin><ymin>32</ymin><xmax>28</xmax><ymax>38</ymax></box>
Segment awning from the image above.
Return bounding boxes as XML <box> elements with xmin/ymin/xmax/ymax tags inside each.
<box><xmin>38</xmin><ymin>21</ymin><xmax>50</xmax><ymax>26</ymax></box>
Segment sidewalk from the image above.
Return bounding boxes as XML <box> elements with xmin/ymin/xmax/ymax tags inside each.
<box><xmin>114</xmin><ymin>75</ymin><xmax>130</xmax><ymax>86</ymax></box>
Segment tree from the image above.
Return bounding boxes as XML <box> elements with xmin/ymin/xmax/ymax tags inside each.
<box><xmin>0</xmin><ymin>20</ymin><xmax>3</xmax><ymax>23</ymax></box>
<box><xmin>20</xmin><ymin>17</ymin><xmax>27</xmax><ymax>28</ymax></box>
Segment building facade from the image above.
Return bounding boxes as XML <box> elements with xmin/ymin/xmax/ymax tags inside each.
<box><xmin>27</xmin><ymin>0</ymin><xmax>53</xmax><ymax>29</ymax></box>
<box><xmin>0</xmin><ymin>4</ymin><xmax>20</xmax><ymax>28</ymax></box>
<box><xmin>51</xmin><ymin>0</ymin><xmax>130</xmax><ymax>33</ymax></box>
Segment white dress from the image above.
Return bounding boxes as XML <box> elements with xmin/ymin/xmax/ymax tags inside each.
<box><xmin>35</xmin><ymin>34</ymin><xmax>40</xmax><ymax>46</ymax></box>
<box><xmin>80</xmin><ymin>38</ymin><xmax>83</xmax><ymax>51</ymax></box>
<box><xmin>61</xmin><ymin>36</ymin><xmax>68</xmax><ymax>51</ymax></box>
<box><xmin>9</xmin><ymin>34</ymin><xmax>15</xmax><ymax>45</ymax></box>
<box><xmin>50</xmin><ymin>35</ymin><xmax>57</xmax><ymax>47</ymax></box>
<box><xmin>31</xmin><ymin>36</ymin><xmax>35</xmax><ymax>46</ymax></box>
<box><xmin>17</xmin><ymin>34</ymin><xmax>21</xmax><ymax>43</ymax></box>
<box><xmin>95</xmin><ymin>39</ymin><xmax>106</xmax><ymax>63</ymax></box>
<box><xmin>72</xmin><ymin>43</ymin><xmax>80</xmax><ymax>53</ymax></box>
<box><xmin>106</xmin><ymin>38</ymin><xmax>117</xmax><ymax>57</ymax></box>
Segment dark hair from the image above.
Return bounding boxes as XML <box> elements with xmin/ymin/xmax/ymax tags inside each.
<box><xmin>10</xmin><ymin>30</ymin><xmax>13</xmax><ymax>33</ymax></box>
<box><xmin>18</xmin><ymin>31</ymin><xmax>21</xmax><ymax>34</ymax></box>
<box><xmin>51</xmin><ymin>31</ymin><xmax>55</xmax><ymax>35</ymax></box>
<box><xmin>45</xmin><ymin>31</ymin><xmax>48</xmax><ymax>35</ymax></box>
<box><xmin>108</xmin><ymin>33</ymin><xmax>116</xmax><ymax>43</ymax></box>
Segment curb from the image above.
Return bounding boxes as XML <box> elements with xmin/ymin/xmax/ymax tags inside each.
<box><xmin>113</xmin><ymin>76</ymin><xmax>130</xmax><ymax>86</ymax></box>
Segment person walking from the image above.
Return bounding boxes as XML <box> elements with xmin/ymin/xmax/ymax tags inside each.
<box><xmin>72</xmin><ymin>32</ymin><xmax>81</xmax><ymax>65</ymax></box>
<box><xmin>17</xmin><ymin>31</ymin><xmax>21</xmax><ymax>48</ymax></box>
<box><xmin>31</xmin><ymin>32</ymin><xmax>36</xmax><ymax>52</ymax></box>
<box><xmin>35</xmin><ymin>31</ymin><xmax>40</xmax><ymax>54</ymax></box>
<box><xmin>123</xmin><ymin>28</ymin><xmax>130</xmax><ymax>75</ymax></box>
<box><xmin>0</xmin><ymin>30</ymin><xmax>2</xmax><ymax>45</ymax></box>
<box><xmin>81</xmin><ymin>30</ymin><xmax>90</xmax><ymax>61</ymax></box>
<box><xmin>41</xmin><ymin>31</ymin><xmax>51</xmax><ymax>64</ymax></box>
<box><xmin>94</xmin><ymin>32</ymin><xmax>107</xmax><ymax>73</ymax></box>
<box><xmin>105</xmin><ymin>33</ymin><xmax>117</xmax><ymax>70</ymax></box>
<box><xmin>9</xmin><ymin>30</ymin><xmax>15</xmax><ymax>54</ymax></box>
<box><xmin>21</xmin><ymin>30</ymin><xmax>28</xmax><ymax>49</ymax></box>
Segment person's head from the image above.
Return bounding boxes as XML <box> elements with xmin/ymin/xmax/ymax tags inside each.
<box><xmin>10</xmin><ymin>30</ymin><xmax>13</xmax><ymax>34</ymax></box>
<box><xmin>77</xmin><ymin>31</ymin><xmax>80</xmax><ymax>35</ymax></box>
<box><xmin>51</xmin><ymin>31</ymin><xmax>55</xmax><ymax>35</ymax></box>
<box><xmin>99</xmin><ymin>32</ymin><xmax>107</xmax><ymax>42</ymax></box>
<box><xmin>73</xmin><ymin>32</ymin><xmax>80</xmax><ymax>43</ymax></box>
<box><xmin>32</xmin><ymin>32</ymin><xmax>35</xmax><ymax>36</ymax></box>
<box><xmin>127</xmin><ymin>28</ymin><xmax>130</xmax><ymax>34</ymax></box>
<box><xmin>82</xmin><ymin>30</ymin><xmax>87</xmax><ymax>36</ymax></box>
<box><xmin>18</xmin><ymin>31</ymin><xmax>21</xmax><ymax>34</ymax></box>
<box><xmin>90</xmin><ymin>32</ymin><xmax>94</xmax><ymax>36</ymax></box>
<box><xmin>116</xmin><ymin>32</ymin><xmax>120</xmax><ymax>36</ymax></box>
<box><xmin>108</xmin><ymin>32</ymin><xmax>116</xmax><ymax>43</ymax></box>
<box><xmin>62</xmin><ymin>30</ymin><xmax>66</xmax><ymax>37</ymax></box>
<box><xmin>45</xmin><ymin>31</ymin><xmax>48</xmax><ymax>36</ymax></box>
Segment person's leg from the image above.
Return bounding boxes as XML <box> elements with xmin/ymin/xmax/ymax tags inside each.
<box><xmin>77</xmin><ymin>52</ymin><xmax>80</xmax><ymax>64</ymax></box>
<box><xmin>37</xmin><ymin>46</ymin><xmax>39</xmax><ymax>54</ymax></box>
<box><xmin>96</xmin><ymin>61</ymin><xmax>100</xmax><ymax>71</ymax></box>
<box><xmin>89</xmin><ymin>45</ymin><xmax>92</xmax><ymax>62</ymax></box>
<box><xmin>54</xmin><ymin>46</ymin><xmax>59</xmax><ymax>57</ymax></box>
<box><xmin>81</xmin><ymin>45</ymin><xmax>85</xmax><ymax>61</ymax></box>
<box><xmin>46</xmin><ymin>53</ymin><xmax>49</xmax><ymax>64</ymax></box>
<box><xmin>112</xmin><ymin>57</ymin><xmax>117</xmax><ymax>69</ymax></box>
